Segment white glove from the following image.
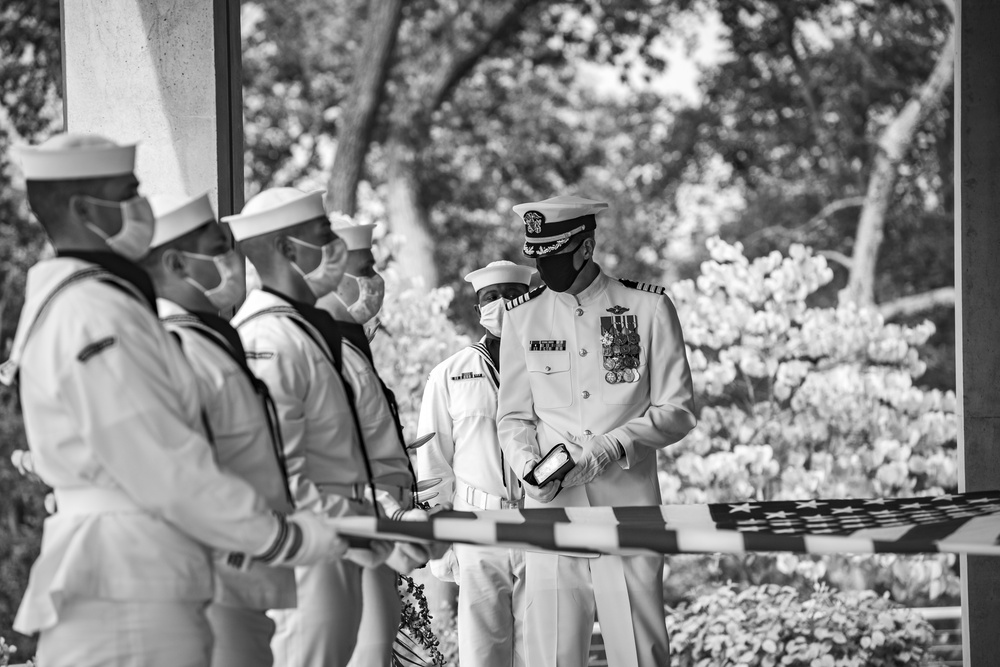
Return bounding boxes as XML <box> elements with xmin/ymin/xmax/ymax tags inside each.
<box><xmin>344</xmin><ymin>540</ymin><xmax>394</xmax><ymax>568</ymax></box>
<box><xmin>429</xmin><ymin>548</ymin><xmax>460</xmax><ymax>583</ymax></box>
<box><xmin>521</xmin><ymin>460</ymin><xmax>561</xmax><ymax>503</ymax></box>
<box><xmin>562</xmin><ymin>434</ymin><xmax>622</xmax><ymax>488</ymax></box>
<box><xmin>240</xmin><ymin>511</ymin><xmax>350</xmax><ymax>569</ymax></box>
<box><xmin>386</xmin><ymin>541</ymin><xmax>436</xmax><ymax>574</ymax></box>
<box><xmin>369</xmin><ymin>487</ymin><xmax>431</xmax><ymax>521</ymax></box>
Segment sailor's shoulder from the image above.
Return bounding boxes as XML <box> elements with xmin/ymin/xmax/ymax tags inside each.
<box><xmin>505</xmin><ymin>285</ymin><xmax>547</xmax><ymax>311</ymax></box>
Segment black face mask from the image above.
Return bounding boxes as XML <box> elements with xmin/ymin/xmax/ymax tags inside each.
<box><xmin>536</xmin><ymin>239</ymin><xmax>587</xmax><ymax>293</ymax></box>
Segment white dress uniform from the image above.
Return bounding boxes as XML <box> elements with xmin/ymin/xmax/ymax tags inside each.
<box><xmin>233</xmin><ymin>287</ymin><xmax>374</xmax><ymax>667</ymax></box>
<box><xmin>498</xmin><ymin>267</ymin><xmax>697</xmax><ymax>667</ymax></box>
<box><xmin>6</xmin><ymin>257</ymin><xmax>292</xmax><ymax>667</ymax></box>
<box><xmin>159</xmin><ymin>299</ymin><xmax>297</xmax><ymax>667</ymax></box>
<box><xmin>339</xmin><ymin>328</ymin><xmax>415</xmax><ymax>667</ymax></box>
<box><xmin>417</xmin><ymin>337</ymin><xmax>526</xmax><ymax>667</ymax></box>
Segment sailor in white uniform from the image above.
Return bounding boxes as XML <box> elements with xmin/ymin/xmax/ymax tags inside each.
<box><xmin>4</xmin><ymin>135</ymin><xmax>352</xmax><ymax>667</ymax></box>
<box><xmin>497</xmin><ymin>195</ymin><xmax>698</xmax><ymax>667</ymax></box>
<box><xmin>224</xmin><ymin>188</ymin><xmax>435</xmax><ymax>667</ymax></box>
<box><xmin>313</xmin><ymin>215</ymin><xmax>423</xmax><ymax>667</ymax></box>
<box><xmin>141</xmin><ymin>193</ymin><xmax>301</xmax><ymax>667</ymax></box>
<box><xmin>416</xmin><ymin>260</ymin><xmax>534</xmax><ymax>667</ymax></box>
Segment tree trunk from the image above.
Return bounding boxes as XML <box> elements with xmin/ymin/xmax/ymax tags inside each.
<box><xmin>386</xmin><ymin>133</ymin><xmax>439</xmax><ymax>288</ymax></box>
<box><xmin>325</xmin><ymin>0</ymin><xmax>403</xmax><ymax>215</ymax></box>
<box><xmin>841</xmin><ymin>16</ymin><xmax>956</xmax><ymax>306</ymax></box>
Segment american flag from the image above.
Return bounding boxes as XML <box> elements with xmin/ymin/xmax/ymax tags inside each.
<box><xmin>335</xmin><ymin>490</ymin><xmax>1000</xmax><ymax>557</ymax></box>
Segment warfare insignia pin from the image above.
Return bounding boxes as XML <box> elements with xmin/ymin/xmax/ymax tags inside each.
<box><xmin>606</xmin><ymin>305</ymin><xmax>630</xmax><ymax>315</ymax></box>
<box><xmin>524</xmin><ymin>210</ymin><xmax>545</xmax><ymax>234</ymax></box>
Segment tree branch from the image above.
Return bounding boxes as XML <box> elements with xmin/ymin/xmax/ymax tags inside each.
<box><xmin>424</xmin><ymin>0</ymin><xmax>540</xmax><ymax>116</ymax></box>
<box><xmin>744</xmin><ymin>196</ymin><xmax>865</xmax><ymax>245</ymax></box>
<box><xmin>817</xmin><ymin>249</ymin><xmax>853</xmax><ymax>270</ymax></box>
<box><xmin>842</xmin><ymin>16</ymin><xmax>956</xmax><ymax>306</ymax></box>
<box><xmin>879</xmin><ymin>287</ymin><xmax>955</xmax><ymax>320</ymax></box>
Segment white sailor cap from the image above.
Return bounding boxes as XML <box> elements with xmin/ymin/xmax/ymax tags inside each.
<box><xmin>222</xmin><ymin>188</ymin><xmax>327</xmax><ymax>242</ymax></box>
<box><xmin>329</xmin><ymin>212</ymin><xmax>375</xmax><ymax>250</ymax></box>
<box><xmin>15</xmin><ymin>133</ymin><xmax>137</xmax><ymax>181</ymax></box>
<box><xmin>149</xmin><ymin>192</ymin><xmax>217</xmax><ymax>249</ymax></box>
<box><xmin>512</xmin><ymin>195</ymin><xmax>608</xmax><ymax>258</ymax></box>
<box><xmin>464</xmin><ymin>260</ymin><xmax>536</xmax><ymax>293</ymax></box>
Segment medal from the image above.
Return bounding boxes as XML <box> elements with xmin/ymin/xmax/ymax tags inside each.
<box><xmin>605</xmin><ymin>370</ymin><xmax>618</xmax><ymax>384</ymax></box>
<box><xmin>603</xmin><ymin>357</ymin><xmax>616</xmax><ymax>371</ymax></box>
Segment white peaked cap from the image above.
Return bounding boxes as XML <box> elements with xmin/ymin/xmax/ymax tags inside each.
<box><xmin>15</xmin><ymin>133</ymin><xmax>137</xmax><ymax>181</ymax></box>
<box><xmin>329</xmin><ymin>212</ymin><xmax>375</xmax><ymax>250</ymax></box>
<box><xmin>464</xmin><ymin>260</ymin><xmax>536</xmax><ymax>292</ymax></box>
<box><xmin>222</xmin><ymin>188</ymin><xmax>327</xmax><ymax>242</ymax></box>
<box><xmin>511</xmin><ymin>195</ymin><xmax>608</xmax><ymax>224</ymax></box>
<box><xmin>149</xmin><ymin>192</ymin><xmax>217</xmax><ymax>249</ymax></box>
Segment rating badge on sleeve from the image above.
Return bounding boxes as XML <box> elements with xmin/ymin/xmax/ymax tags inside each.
<box><xmin>601</xmin><ymin>310</ymin><xmax>641</xmax><ymax>384</ymax></box>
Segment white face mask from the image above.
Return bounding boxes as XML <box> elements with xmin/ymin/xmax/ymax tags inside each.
<box><xmin>478</xmin><ymin>298</ymin><xmax>505</xmax><ymax>337</ymax></box>
<box><xmin>83</xmin><ymin>195</ymin><xmax>156</xmax><ymax>261</ymax></box>
<box><xmin>344</xmin><ymin>272</ymin><xmax>385</xmax><ymax>324</ymax></box>
<box><xmin>289</xmin><ymin>237</ymin><xmax>348</xmax><ymax>298</ymax></box>
<box><xmin>180</xmin><ymin>249</ymin><xmax>245</xmax><ymax>311</ymax></box>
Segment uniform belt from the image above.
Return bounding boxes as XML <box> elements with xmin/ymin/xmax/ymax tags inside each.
<box><xmin>316</xmin><ymin>482</ymin><xmax>367</xmax><ymax>500</ymax></box>
<box><xmin>54</xmin><ymin>487</ymin><xmax>141</xmax><ymax>515</ymax></box>
<box><xmin>456</xmin><ymin>480</ymin><xmax>521</xmax><ymax>511</ymax></box>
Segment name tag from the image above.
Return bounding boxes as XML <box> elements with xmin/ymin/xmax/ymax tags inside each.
<box><xmin>450</xmin><ymin>372</ymin><xmax>484</xmax><ymax>381</ymax></box>
<box><xmin>529</xmin><ymin>340</ymin><xmax>566</xmax><ymax>352</ymax></box>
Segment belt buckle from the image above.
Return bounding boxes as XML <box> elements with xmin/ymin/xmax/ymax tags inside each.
<box><xmin>502</xmin><ymin>498</ymin><xmax>521</xmax><ymax>510</ymax></box>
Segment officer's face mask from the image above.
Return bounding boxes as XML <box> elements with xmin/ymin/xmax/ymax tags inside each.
<box><xmin>80</xmin><ymin>195</ymin><xmax>156</xmax><ymax>261</ymax></box>
<box><xmin>478</xmin><ymin>298</ymin><xmax>506</xmax><ymax>337</ymax></box>
<box><xmin>535</xmin><ymin>238</ymin><xmax>588</xmax><ymax>293</ymax></box>
<box><xmin>343</xmin><ymin>272</ymin><xmax>385</xmax><ymax>324</ymax></box>
<box><xmin>289</xmin><ymin>236</ymin><xmax>348</xmax><ymax>298</ymax></box>
<box><xmin>180</xmin><ymin>249</ymin><xmax>245</xmax><ymax>311</ymax></box>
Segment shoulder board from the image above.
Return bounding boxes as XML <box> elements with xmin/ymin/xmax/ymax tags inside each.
<box><xmin>618</xmin><ymin>278</ymin><xmax>666</xmax><ymax>296</ymax></box>
<box><xmin>505</xmin><ymin>285</ymin><xmax>547</xmax><ymax>311</ymax></box>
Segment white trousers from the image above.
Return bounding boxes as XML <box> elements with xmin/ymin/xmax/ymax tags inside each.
<box><xmin>523</xmin><ymin>552</ymin><xmax>669</xmax><ymax>667</ymax></box>
<box><xmin>455</xmin><ymin>541</ymin><xmax>526</xmax><ymax>667</ymax></box>
<box><xmin>36</xmin><ymin>598</ymin><xmax>212</xmax><ymax>667</ymax></box>
<box><xmin>270</xmin><ymin>560</ymin><xmax>364</xmax><ymax>667</ymax></box>
<box><xmin>345</xmin><ymin>564</ymin><xmax>402</xmax><ymax>667</ymax></box>
<box><xmin>207</xmin><ymin>603</ymin><xmax>275</xmax><ymax>667</ymax></box>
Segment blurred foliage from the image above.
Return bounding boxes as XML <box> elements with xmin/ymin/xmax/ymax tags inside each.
<box><xmin>667</xmin><ymin>583</ymin><xmax>936</xmax><ymax>666</ymax></box>
<box><xmin>660</xmin><ymin>238</ymin><xmax>959</xmax><ymax>609</ymax></box>
<box><xmin>0</xmin><ymin>0</ymin><xmax>61</xmax><ymax>658</ymax></box>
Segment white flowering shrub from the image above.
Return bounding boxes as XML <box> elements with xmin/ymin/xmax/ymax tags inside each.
<box><xmin>661</xmin><ymin>238</ymin><xmax>960</xmax><ymax>608</ymax></box>
<box><xmin>370</xmin><ymin>266</ymin><xmax>471</xmax><ymax>439</ymax></box>
<box><xmin>667</xmin><ymin>583</ymin><xmax>935</xmax><ymax>667</ymax></box>
<box><xmin>664</xmin><ymin>237</ymin><xmax>957</xmax><ymax>505</ymax></box>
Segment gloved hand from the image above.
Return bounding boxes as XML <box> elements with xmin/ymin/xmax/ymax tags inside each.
<box><xmin>385</xmin><ymin>501</ymin><xmax>451</xmax><ymax>560</ymax></box>
<box><xmin>521</xmin><ymin>459</ymin><xmax>561</xmax><ymax>503</ymax></box>
<box><xmin>370</xmin><ymin>487</ymin><xmax>431</xmax><ymax>521</ymax></box>
<box><xmin>562</xmin><ymin>434</ymin><xmax>622</xmax><ymax>488</ymax></box>
<box><xmin>429</xmin><ymin>548</ymin><xmax>460</xmax><ymax>583</ymax></box>
<box><xmin>385</xmin><ymin>541</ymin><xmax>436</xmax><ymax>574</ymax></box>
<box><xmin>344</xmin><ymin>539</ymin><xmax>394</xmax><ymax>568</ymax></box>
<box><xmin>244</xmin><ymin>511</ymin><xmax>351</xmax><ymax>569</ymax></box>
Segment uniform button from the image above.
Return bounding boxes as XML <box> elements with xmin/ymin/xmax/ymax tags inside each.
<box><xmin>579</xmin><ymin>348</ymin><xmax>588</xmax><ymax>357</ymax></box>
<box><xmin>576</xmin><ymin>308</ymin><xmax>584</xmax><ymax>316</ymax></box>
<box><xmin>584</xmin><ymin>429</ymin><xmax>593</xmax><ymax>436</ymax></box>
<box><xmin>544</xmin><ymin>365</ymin><xmax>551</xmax><ymax>372</ymax></box>
<box><xmin>582</xmin><ymin>390</ymin><xmax>591</xmax><ymax>399</ymax></box>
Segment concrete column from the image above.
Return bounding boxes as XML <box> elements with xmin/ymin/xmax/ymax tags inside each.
<box><xmin>956</xmin><ymin>1</ymin><xmax>1000</xmax><ymax>665</ymax></box>
<box><xmin>60</xmin><ymin>0</ymin><xmax>243</xmax><ymax>217</ymax></box>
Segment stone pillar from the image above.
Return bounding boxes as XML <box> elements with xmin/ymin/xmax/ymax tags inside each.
<box><xmin>61</xmin><ymin>0</ymin><xmax>243</xmax><ymax>217</ymax></box>
<box><xmin>956</xmin><ymin>1</ymin><xmax>1000</xmax><ymax>665</ymax></box>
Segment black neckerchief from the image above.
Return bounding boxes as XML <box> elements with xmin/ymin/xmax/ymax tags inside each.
<box><xmin>485</xmin><ymin>336</ymin><xmax>501</xmax><ymax>372</ymax></box>
<box><xmin>337</xmin><ymin>319</ymin><xmax>374</xmax><ymax>364</ymax></box>
<box><xmin>187</xmin><ymin>309</ymin><xmax>253</xmax><ymax>374</ymax></box>
<box><xmin>261</xmin><ymin>286</ymin><xmax>345</xmax><ymax>361</ymax></box>
<box><xmin>57</xmin><ymin>250</ymin><xmax>157</xmax><ymax>311</ymax></box>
